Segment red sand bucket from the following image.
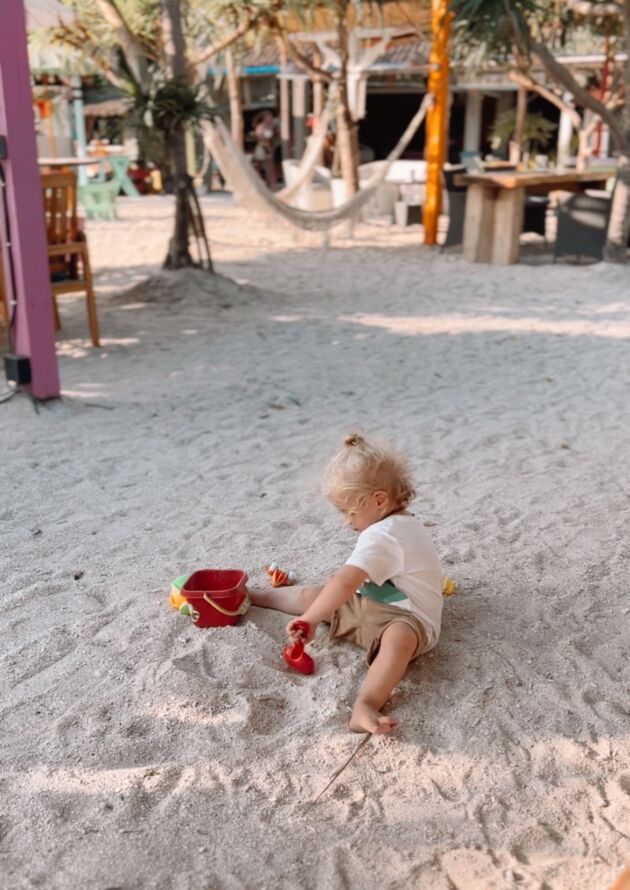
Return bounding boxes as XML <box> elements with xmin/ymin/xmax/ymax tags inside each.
<box><xmin>182</xmin><ymin>569</ymin><xmax>250</xmax><ymax>628</ymax></box>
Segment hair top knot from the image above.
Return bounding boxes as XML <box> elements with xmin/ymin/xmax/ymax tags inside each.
<box><xmin>324</xmin><ymin>432</ymin><xmax>416</xmax><ymax>512</ymax></box>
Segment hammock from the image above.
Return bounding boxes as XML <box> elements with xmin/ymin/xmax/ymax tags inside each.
<box><xmin>275</xmin><ymin>89</ymin><xmax>336</xmax><ymax>202</ymax></box>
<box><xmin>201</xmin><ymin>94</ymin><xmax>432</xmax><ymax>232</ymax></box>
<box><xmin>201</xmin><ymin>92</ymin><xmax>334</xmax><ymax>205</ymax></box>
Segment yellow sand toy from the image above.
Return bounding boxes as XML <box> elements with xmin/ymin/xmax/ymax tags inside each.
<box><xmin>168</xmin><ymin>574</ymin><xmax>190</xmax><ymax>614</ymax></box>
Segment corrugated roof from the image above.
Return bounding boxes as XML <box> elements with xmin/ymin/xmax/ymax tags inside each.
<box><xmin>210</xmin><ymin>37</ymin><xmax>429</xmax><ymax>77</ymax></box>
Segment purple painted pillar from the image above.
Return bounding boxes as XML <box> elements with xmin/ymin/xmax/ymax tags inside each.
<box><xmin>0</xmin><ymin>0</ymin><xmax>60</xmax><ymax>398</ymax></box>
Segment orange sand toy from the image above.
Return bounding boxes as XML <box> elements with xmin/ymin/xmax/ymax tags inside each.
<box><xmin>264</xmin><ymin>562</ymin><xmax>297</xmax><ymax>588</ymax></box>
<box><xmin>609</xmin><ymin>864</ymin><xmax>630</xmax><ymax>890</ymax></box>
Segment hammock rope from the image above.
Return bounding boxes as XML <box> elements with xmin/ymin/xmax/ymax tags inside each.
<box><xmin>202</xmin><ymin>93</ymin><xmax>432</xmax><ymax>232</ymax></box>
<box><xmin>275</xmin><ymin>87</ymin><xmax>337</xmax><ymax>202</ymax></box>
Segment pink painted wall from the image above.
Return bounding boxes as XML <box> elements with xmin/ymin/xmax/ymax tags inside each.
<box><xmin>0</xmin><ymin>0</ymin><xmax>60</xmax><ymax>398</ymax></box>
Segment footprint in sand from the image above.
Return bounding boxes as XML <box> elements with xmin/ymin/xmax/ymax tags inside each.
<box><xmin>247</xmin><ymin>696</ymin><xmax>288</xmax><ymax>736</ymax></box>
<box><xmin>171</xmin><ymin>648</ymin><xmax>216</xmax><ymax>682</ymax></box>
<box><xmin>509</xmin><ymin>820</ymin><xmax>565</xmax><ymax>866</ymax></box>
<box><xmin>133</xmin><ymin>658</ymin><xmax>173</xmax><ymax>694</ymax></box>
<box><xmin>331</xmin><ymin>782</ymin><xmax>368</xmax><ymax>821</ymax></box>
<box><xmin>121</xmin><ymin>716</ymin><xmax>154</xmax><ymax>739</ymax></box>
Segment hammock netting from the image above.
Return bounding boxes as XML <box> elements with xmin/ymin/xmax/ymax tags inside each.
<box><xmin>202</xmin><ymin>94</ymin><xmax>432</xmax><ymax>232</ymax></box>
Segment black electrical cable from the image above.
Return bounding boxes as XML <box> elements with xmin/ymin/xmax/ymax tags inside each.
<box><xmin>0</xmin><ymin>160</ymin><xmax>18</xmax><ymax>352</ymax></box>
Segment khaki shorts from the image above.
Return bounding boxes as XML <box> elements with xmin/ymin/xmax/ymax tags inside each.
<box><xmin>329</xmin><ymin>593</ymin><xmax>429</xmax><ymax>665</ymax></box>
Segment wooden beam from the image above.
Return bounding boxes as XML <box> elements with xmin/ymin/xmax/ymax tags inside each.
<box><xmin>422</xmin><ymin>0</ymin><xmax>451</xmax><ymax>246</ymax></box>
<box><xmin>457</xmin><ymin>170</ymin><xmax>612</xmax><ymax>189</ymax></box>
<box><xmin>0</xmin><ymin>0</ymin><xmax>60</xmax><ymax>398</ymax></box>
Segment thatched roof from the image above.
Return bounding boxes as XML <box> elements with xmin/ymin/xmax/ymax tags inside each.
<box><xmin>282</xmin><ymin>1</ymin><xmax>430</xmax><ymax>32</ymax></box>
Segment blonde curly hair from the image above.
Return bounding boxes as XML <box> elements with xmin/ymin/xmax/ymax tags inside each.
<box><xmin>323</xmin><ymin>432</ymin><xmax>415</xmax><ymax>511</ymax></box>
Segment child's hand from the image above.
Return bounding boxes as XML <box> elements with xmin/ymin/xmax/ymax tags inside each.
<box><xmin>286</xmin><ymin>617</ymin><xmax>314</xmax><ymax>643</ymax></box>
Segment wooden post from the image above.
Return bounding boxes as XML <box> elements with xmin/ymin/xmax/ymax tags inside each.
<box><xmin>463</xmin><ymin>90</ymin><xmax>482</xmax><ymax>154</ymax></box>
<box><xmin>593</xmin><ymin>35</ymin><xmax>610</xmax><ymax>158</ymax></box>
<box><xmin>462</xmin><ymin>183</ymin><xmax>524</xmax><ymax>265</ymax></box>
<box><xmin>0</xmin><ymin>0</ymin><xmax>60</xmax><ymax>398</ymax></box>
<box><xmin>492</xmin><ymin>187</ymin><xmax>524</xmax><ymax>264</ymax></box>
<box><xmin>312</xmin><ymin>49</ymin><xmax>324</xmax><ymax>166</ymax></box>
<box><xmin>292</xmin><ymin>75</ymin><xmax>307</xmax><ymax>160</ymax></box>
<box><xmin>70</xmin><ymin>76</ymin><xmax>88</xmax><ymax>186</ymax></box>
<box><xmin>423</xmin><ymin>0</ymin><xmax>451</xmax><ymax>246</ymax></box>
<box><xmin>462</xmin><ymin>184</ymin><xmax>495</xmax><ymax>263</ymax></box>
<box><xmin>278</xmin><ymin>43</ymin><xmax>291</xmax><ymax>161</ymax></box>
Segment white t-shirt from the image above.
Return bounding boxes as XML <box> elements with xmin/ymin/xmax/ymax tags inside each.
<box><xmin>345</xmin><ymin>514</ymin><xmax>443</xmax><ymax>651</ymax></box>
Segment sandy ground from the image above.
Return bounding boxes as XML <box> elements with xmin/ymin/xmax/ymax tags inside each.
<box><xmin>1</xmin><ymin>196</ymin><xmax>629</xmax><ymax>890</ymax></box>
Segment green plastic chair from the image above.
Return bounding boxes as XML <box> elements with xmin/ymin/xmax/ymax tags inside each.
<box><xmin>108</xmin><ymin>156</ymin><xmax>140</xmax><ymax>197</ymax></box>
<box><xmin>78</xmin><ymin>182</ymin><xmax>118</xmax><ymax>220</ymax></box>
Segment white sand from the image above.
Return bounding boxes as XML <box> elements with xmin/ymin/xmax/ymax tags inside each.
<box><xmin>1</xmin><ymin>196</ymin><xmax>629</xmax><ymax>890</ymax></box>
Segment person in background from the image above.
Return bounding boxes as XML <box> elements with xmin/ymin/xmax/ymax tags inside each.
<box><xmin>252</xmin><ymin>110</ymin><xmax>278</xmax><ymax>189</ymax></box>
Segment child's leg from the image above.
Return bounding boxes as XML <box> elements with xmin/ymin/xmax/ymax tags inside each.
<box><xmin>349</xmin><ymin>622</ymin><xmax>418</xmax><ymax>734</ymax></box>
<box><xmin>250</xmin><ymin>584</ymin><xmax>323</xmax><ymax>615</ymax></box>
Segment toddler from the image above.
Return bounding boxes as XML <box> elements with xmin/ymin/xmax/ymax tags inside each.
<box><xmin>251</xmin><ymin>433</ymin><xmax>443</xmax><ymax>734</ymax></box>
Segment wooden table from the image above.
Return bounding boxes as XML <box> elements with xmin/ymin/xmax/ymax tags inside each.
<box><xmin>457</xmin><ymin>170</ymin><xmax>613</xmax><ymax>264</ymax></box>
<box><xmin>38</xmin><ymin>157</ymin><xmax>97</xmax><ymax>170</ymax></box>
<box><xmin>38</xmin><ymin>157</ymin><xmax>104</xmax><ymax>187</ymax></box>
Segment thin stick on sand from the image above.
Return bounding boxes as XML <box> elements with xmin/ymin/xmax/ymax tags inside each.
<box><xmin>308</xmin><ymin>734</ymin><xmax>372</xmax><ymax>809</ymax></box>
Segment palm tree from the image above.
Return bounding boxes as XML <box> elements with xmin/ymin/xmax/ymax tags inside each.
<box><xmin>159</xmin><ymin>0</ymin><xmax>204</xmax><ymax>268</ymax></box>
<box><xmin>451</xmin><ymin>0</ymin><xmax>630</xmax><ymax>262</ymax></box>
<box><xmin>53</xmin><ymin>0</ymin><xmax>269</xmax><ymax>270</ymax></box>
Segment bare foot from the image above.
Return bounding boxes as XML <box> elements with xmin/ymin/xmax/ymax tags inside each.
<box><xmin>349</xmin><ymin>702</ymin><xmax>398</xmax><ymax>734</ymax></box>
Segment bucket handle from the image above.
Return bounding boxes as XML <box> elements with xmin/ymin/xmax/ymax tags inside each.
<box><xmin>202</xmin><ymin>590</ymin><xmax>250</xmax><ymax>617</ymax></box>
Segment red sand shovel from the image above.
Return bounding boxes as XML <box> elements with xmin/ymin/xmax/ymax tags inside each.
<box><xmin>283</xmin><ymin>620</ymin><xmax>315</xmax><ymax>675</ymax></box>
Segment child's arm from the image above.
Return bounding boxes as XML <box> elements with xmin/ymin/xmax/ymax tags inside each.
<box><xmin>287</xmin><ymin>565</ymin><xmax>368</xmax><ymax>640</ymax></box>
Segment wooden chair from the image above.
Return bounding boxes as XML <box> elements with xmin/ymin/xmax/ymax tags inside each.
<box><xmin>41</xmin><ymin>171</ymin><xmax>100</xmax><ymax>346</ymax></box>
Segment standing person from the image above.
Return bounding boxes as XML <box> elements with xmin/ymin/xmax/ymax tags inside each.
<box><xmin>251</xmin><ymin>433</ymin><xmax>444</xmax><ymax>734</ymax></box>
<box><xmin>252</xmin><ymin>110</ymin><xmax>278</xmax><ymax>189</ymax></box>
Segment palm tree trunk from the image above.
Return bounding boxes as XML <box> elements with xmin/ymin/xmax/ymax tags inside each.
<box><xmin>603</xmin><ymin>0</ymin><xmax>630</xmax><ymax>261</ymax></box>
<box><xmin>166</xmin><ymin>131</ymin><xmax>194</xmax><ymax>268</ymax></box>
<box><xmin>604</xmin><ymin>155</ymin><xmax>630</xmax><ymax>261</ymax></box>
<box><xmin>160</xmin><ymin>0</ymin><xmax>196</xmax><ymax>269</ymax></box>
<box><xmin>225</xmin><ymin>47</ymin><xmax>244</xmax><ymax>149</ymax></box>
<box><xmin>336</xmin><ymin>95</ymin><xmax>359</xmax><ymax>196</ymax></box>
